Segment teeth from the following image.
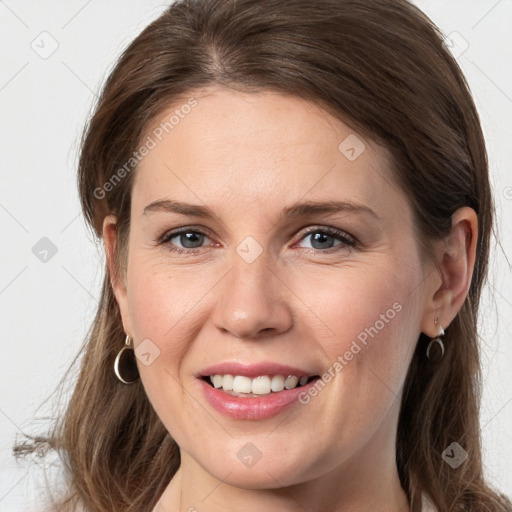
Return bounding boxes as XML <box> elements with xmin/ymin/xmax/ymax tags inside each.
<box><xmin>222</xmin><ymin>374</ymin><xmax>234</xmax><ymax>391</ymax></box>
<box><xmin>232</xmin><ymin>375</ymin><xmax>252</xmax><ymax>393</ymax></box>
<box><xmin>208</xmin><ymin>374</ymin><xmax>313</xmax><ymax>394</ymax></box>
<box><xmin>252</xmin><ymin>376</ymin><xmax>271</xmax><ymax>395</ymax></box>
<box><xmin>212</xmin><ymin>375</ymin><xmax>223</xmax><ymax>388</ymax></box>
<box><xmin>271</xmin><ymin>375</ymin><xmax>285</xmax><ymax>392</ymax></box>
<box><xmin>284</xmin><ymin>375</ymin><xmax>299</xmax><ymax>389</ymax></box>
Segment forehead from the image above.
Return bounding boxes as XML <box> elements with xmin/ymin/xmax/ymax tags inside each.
<box><xmin>132</xmin><ymin>87</ymin><xmax>404</xmax><ymax>219</ymax></box>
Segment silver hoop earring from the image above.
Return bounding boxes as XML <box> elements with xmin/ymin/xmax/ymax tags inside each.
<box><xmin>114</xmin><ymin>335</ymin><xmax>140</xmax><ymax>384</ymax></box>
<box><xmin>426</xmin><ymin>325</ymin><xmax>445</xmax><ymax>363</ymax></box>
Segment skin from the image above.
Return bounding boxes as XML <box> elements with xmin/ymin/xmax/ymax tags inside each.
<box><xmin>103</xmin><ymin>86</ymin><xmax>478</xmax><ymax>512</ymax></box>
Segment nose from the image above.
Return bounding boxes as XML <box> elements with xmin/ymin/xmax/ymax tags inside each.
<box><xmin>212</xmin><ymin>250</ymin><xmax>293</xmax><ymax>340</ymax></box>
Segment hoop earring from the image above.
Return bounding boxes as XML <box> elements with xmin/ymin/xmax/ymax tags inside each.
<box><xmin>426</xmin><ymin>322</ymin><xmax>445</xmax><ymax>363</ymax></box>
<box><xmin>114</xmin><ymin>335</ymin><xmax>140</xmax><ymax>384</ymax></box>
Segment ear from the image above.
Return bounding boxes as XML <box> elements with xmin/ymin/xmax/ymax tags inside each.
<box><xmin>420</xmin><ymin>207</ymin><xmax>478</xmax><ymax>337</ymax></box>
<box><xmin>102</xmin><ymin>214</ymin><xmax>133</xmax><ymax>336</ymax></box>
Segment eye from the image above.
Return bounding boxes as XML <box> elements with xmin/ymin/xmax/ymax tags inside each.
<box><xmin>296</xmin><ymin>227</ymin><xmax>356</xmax><ymax>252</ymax></box>
<box><xmin>157</xmin><ymin>226</ymin><xmax>356</xmax><ymax>254</ymax></box>
<box><xmin>158</xmin><ymin>228</ymin><xmax>213</xmax><ymax>254</ymax></box>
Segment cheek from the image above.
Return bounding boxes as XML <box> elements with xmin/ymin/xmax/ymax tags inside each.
<box><xmin>124</xmin><ymin>257</ymin><xmax>201</xmax><ymax>405</ymax></box>
<box><xmin>126</xmin><ymin>253</ymin><xmax>205</xmax><ymax>349</ymax></box>
<box><xmin>125</xmin><ymin>262</ymin><xmax>202</xmax><ymax>439</ymax></box>
<box><xmin>287</xmin><ymin>257</ymin><xmax>422</xmax><ymax>399</ymax></box>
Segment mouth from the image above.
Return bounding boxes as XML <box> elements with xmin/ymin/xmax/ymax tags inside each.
<box><xmin>200</xmin><ymin>374</ymin><xmax>320</xmax><ymax>397</ymax></box>
<box><xmin>196</xmin><ymin>361</ymin><xmax>323</xmax><ymax>419</ymax></box>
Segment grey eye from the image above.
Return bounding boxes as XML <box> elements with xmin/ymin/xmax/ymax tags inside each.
<box><xmin>170</xmin><ymin>231</ymin><xmax>209</xmax><ymax>249</ymax></box>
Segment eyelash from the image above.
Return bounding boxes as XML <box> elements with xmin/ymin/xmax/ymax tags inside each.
<box><xmin>157</xmin><ymin>226</ymin><xmax>357</xmax><ymax>255</ymax></box>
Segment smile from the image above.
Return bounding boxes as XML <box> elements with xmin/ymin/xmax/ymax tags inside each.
<box><xmin>198</xmin><ymin>374</ymin><xmax>321</xmax><ymax>420</ymax></box>
<box><xmin>203</xmin><ymin>374</ymin><xmax>318</xmax><ymax>396</ymax></box>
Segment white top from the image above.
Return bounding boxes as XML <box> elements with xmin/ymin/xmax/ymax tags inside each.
<box><xmin>421</xmin><ymin>492</ymin><xmax>438</xmax><ymax>512</ymax></box>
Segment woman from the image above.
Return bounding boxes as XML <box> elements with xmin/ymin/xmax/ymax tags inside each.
<box><xmin>16</xmin><ymin>0</ymin><xmax>512</xmax><ymax>510</ymax></box>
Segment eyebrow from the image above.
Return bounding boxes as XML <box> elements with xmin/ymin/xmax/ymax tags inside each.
<box><xmin>143</xmin><ymin>199</ymin><xmax>379</xmax><ymax>220</ymax></box>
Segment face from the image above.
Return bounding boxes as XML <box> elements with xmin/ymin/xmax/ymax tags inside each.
<box><xmin>108</xmin><ymin>86</ymin><xmax>435</xmax><ymax>490</ymax></box>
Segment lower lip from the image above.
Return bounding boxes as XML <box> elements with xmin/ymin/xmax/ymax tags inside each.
<box><xmin>198</xmin><ymin>377</ymin><xmax>319</xmax><ymax>420</ymax></box>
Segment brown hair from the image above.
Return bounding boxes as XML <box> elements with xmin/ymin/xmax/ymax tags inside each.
<box><xmin>15</xmin><ymin>0</ymin><xmax>512</xmax><ymax>510</ymax></box>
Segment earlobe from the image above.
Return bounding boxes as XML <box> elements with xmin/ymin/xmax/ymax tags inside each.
<box><xmin>420</xmin><ymin>207</ymin><xmax>478</xmax><ymax>336</ymax></box>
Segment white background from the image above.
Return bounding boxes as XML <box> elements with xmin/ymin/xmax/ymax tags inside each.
<box><xmin>0</xmin><ymin>1</ymin><xmax>511</xmax><ymax>510</ymax></box>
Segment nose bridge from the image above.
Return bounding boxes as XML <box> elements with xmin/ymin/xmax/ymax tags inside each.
<box><xmin>213</xmin><ymin>241</ymin><xmax>292</xmax><ymax>339</ymax></box>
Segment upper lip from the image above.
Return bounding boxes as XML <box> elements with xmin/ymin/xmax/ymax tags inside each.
<box><xmin>198</xmin><ymin>361</ymin><xmax>318</xmax><ymax>379</ymax></box>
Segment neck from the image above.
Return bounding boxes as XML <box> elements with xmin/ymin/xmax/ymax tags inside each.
<box><xmin>153</xmin><ymin>400</ymin><xmax>410</xmax><ymax>512</ymax></box>
<box><xmin>153</xmin><ymin>438</ymin><xmax>410</xmax><ymax>512</ymax></box>
<box><xmin>158</xmin><ymin>463</ymin><xmax>409</xmax><ymax>512</ymax></box>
